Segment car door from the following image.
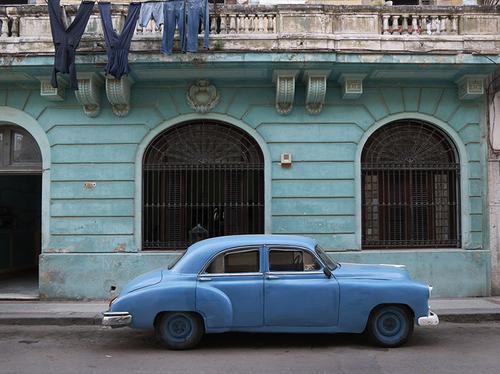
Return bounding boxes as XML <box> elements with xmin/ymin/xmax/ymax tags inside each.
<box><xmin>196</xmin><ymin>247</ymin><xmax>264</xmax><ymax>329</ymax></box>
<box><xmin>264</xmin><ymin>246</ymin><xmax>340</xmax><ymax>327</ymax></box>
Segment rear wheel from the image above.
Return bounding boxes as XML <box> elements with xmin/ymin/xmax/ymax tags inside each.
<box><xmin>155</xmin><ymin>312</ymin><xmax>204</xmax><ymax>350</ymax></box>
<box><xmin>368</xmin><ymin>305</ymin><xmax>414</xmax><ymax>347</ymax></box>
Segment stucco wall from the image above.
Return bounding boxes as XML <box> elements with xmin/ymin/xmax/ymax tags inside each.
<box><xmin>0</xmin><ymin>78</ymin><xmax>489</xmax><ymax>298</ymax></box>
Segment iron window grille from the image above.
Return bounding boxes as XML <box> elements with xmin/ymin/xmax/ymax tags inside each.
<box><xmin>143</xmin><ymin>120</ymin><xmax>264</xmax><ymax>251</ymax></box>
<box><xmin>361</xmin><ymin>120</ymin><xmax>460</xmax><ymax>249</ymax></box>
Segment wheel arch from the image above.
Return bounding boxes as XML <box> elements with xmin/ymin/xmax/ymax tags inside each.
<box><xmin>154</xmin><ymin>310</ymin><xmax>207</xmax><ymax>332</ymax></box>
<box><xmin>365</xmin><ymin>303</ymin><xmax>416</xmax><ymax>331</ymax></box>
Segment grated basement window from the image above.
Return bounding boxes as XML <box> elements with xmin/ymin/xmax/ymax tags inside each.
<box><xmin>142</xmin><ymin>120</ymin><xmax>264</xmax><ymax>251</ymax></box>
<box><xmin>361</xmin><ymin>120</ymin><xmax>460</xmax><ymax>249</ymax></box>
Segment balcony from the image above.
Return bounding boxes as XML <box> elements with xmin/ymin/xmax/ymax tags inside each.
<box><xmin>0</xmin><ymin>4</ymin><xmax>499</xmax><ymax>58</ymax></box>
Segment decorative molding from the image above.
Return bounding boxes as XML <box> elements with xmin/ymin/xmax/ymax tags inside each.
<box><xmin>186</xmin><ymin>79</ymin><xmax>220</xmax><ymax>113</ymax></box>
<box><xmin>491</xmin><ymin>91</ymin><xmax>500</xmax><ymax>152</ymax></box>
<box><xmin>273</xmin><ymin>70</ymin><xmax>299</xmax><ymax>115</ymax></box>
<box><xmin>105</xmin><ymin>75</ymin><xmax>134</xmax><ymax>117</ymax></box>
<box><xmin>303</xmin><ymin>70</ymin><xmax>331</xmax><ymax>114</ymax></box>
<box><xmin>455</xmin><ymin>75</ymin><xmax>485</xmax><ymax>101</ymax></box>
<box><xmin>338</xmin><ymin>74</ymin><xmax>366</xmax><ymax>100</ymax></box>
<box><xmin>74</xmin><ymin>73</ymin><xmax>103</xmax><ymax>118</ymax></box>
<box><xmin>36</xmin><ymin>76</ymin><xmax>67</xmax><ymax>101</ymax></box>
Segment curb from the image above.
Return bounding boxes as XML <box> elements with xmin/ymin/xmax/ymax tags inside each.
<box><xmin>438</xmin><ymin>313</ymin><xmax>500</xmax><ymax>323</ymax></box>
<box><xmin>0</xmin><ymin>313</ymin><xmax>103</xmax><ymax>326</ymax></box>
<box><xmin>1</xmin><ymin>312</ymin><xmax>500</xmax><ymax>326</ymax></box>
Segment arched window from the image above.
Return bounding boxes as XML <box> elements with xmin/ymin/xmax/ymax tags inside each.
<box><xmin>143</xmin><ymin>120</ymin><xmax>264</xmax><ymax>251</ymax></box>
<box><xmin>361</xmin><ymin>120</ymin><xmax>460</xmax><ymax>249</ymax></box>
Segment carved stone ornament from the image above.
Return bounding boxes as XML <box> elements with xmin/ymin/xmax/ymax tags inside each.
<box><xmin>186</xmin><ymin>80</ymin><xmax>220</xmax><ymax>113</ymax></box>
<box><xmin>338</xmin><ymin>73</ymin><xmax>366</xmax><ymax>100</ymax></box>
<box><xmin>303</xmin><ymin>70</ymin><xmax>331</xmax><ymax>114</ymax></box>
<box><xmin>105</xmin><ymin>75</ymin><xmax>134</xmax><ymax>117</ymax></box>
<box><xmin>74</xmin><ymin>73</ymin><xmax>103</xmax><ymax>118</ymax></box>
<box><xmin>456</xmin><ymin>75</ymin><xmax>485</xmax><ymax>101</ymax></box>
<box><xmin>273</xmin><ymin>70</ymin><xmax>299</xmax><ymax>115</ymax></box>
<box><xmin>36</xmin><ymin>76</ymin><xmax>67</xmax><ymax>101</ymax></box>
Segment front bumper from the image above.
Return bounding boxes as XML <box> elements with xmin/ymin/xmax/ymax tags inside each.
<box><xmin>102</xmin><ymin>312</ymin><xmax>132</xmax><ymax>328</ymax></box>
<box><xmin>417</xmin><ymin>310</ymin><xmax>439</xmax><ymax>326</ymax></box>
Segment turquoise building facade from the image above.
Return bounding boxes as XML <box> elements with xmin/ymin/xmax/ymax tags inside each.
<box><xmin>1</xmin><ymin>5</ymin><xmax>499</xmax><ymax>299</ymax></box>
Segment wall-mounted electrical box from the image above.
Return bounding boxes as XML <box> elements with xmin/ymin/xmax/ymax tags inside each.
<box><xmin>280</xmin><ymin>153</ymin><xmax>292</xmax><ymax>167</ymax></box>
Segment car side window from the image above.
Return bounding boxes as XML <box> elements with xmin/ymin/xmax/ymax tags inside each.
<box><xmin>205</xmin><ymin>249</ymin><xmax>260</xmax><ymax>274</ymax></box>
<box><xmin>269</xmin><ymin>249</ymin><xmax>321</xmax><ymax>272</ymax></box>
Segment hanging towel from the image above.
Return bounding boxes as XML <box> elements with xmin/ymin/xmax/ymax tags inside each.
<box><xmin>139</xmin><ymin>1</ymin><xmax>164</xmax><ymax>28</ymax></box>
<box><xmin>99</xmin><ymin>2</ymin><xmax>141</xmax><ymax>80</ymax></box>
<box><xmin>161</xmin><ymin>0</ymin><xmax>185</xmax><ymax>55</ymax></box>
<box><xmin>184</xmin><ymin>0</ymin><xmax>209</xmax><ymax>53</ymax></box>
<box><xmin>48</xmin><ymin>0</ymin><xmax>95</xmax><ymax>90</ymax></box>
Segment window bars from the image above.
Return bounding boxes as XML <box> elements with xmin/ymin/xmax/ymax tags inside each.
<box><xmin>143</xmin><ymin>120</ymin><xmax>265</xmax><ymax>251</ymax></box>
<box><xmin>361</xmin><ymin>120</ymin><xmax>460</xmax><ymax>249</ymax></box>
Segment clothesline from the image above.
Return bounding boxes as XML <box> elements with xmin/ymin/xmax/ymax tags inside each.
<box><xmin>56</xmin><ymin>1</ymin><xmax>200</xmax><ymax>4</ymax></box>
<box><xmin>49</xmin><ymin>0</ymin><xmax>210</xmax><ymax>90</ymax></box>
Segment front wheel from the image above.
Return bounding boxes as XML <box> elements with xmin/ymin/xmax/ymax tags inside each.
<box><xmin>155</xmin><ymin>312</ymin><xmax>204</xmax><ymax>350</ymax></box>
<box><xmin>367</xmin><ymin>305</ymin><xmax>414</xmax><ymax>347</ymax></box>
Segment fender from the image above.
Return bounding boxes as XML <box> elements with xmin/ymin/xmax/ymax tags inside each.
<box><xmin>111</xmin><ymin>281</ymin><xmax>196</xmax><ymax>329</ymax></box>
<box><xmin>337</xmin><ymin>279</ymin><xmax>429</xmax><ymax>333</ymax></box>
<box><xmin>196</xmin><ymin>283</ymin><xmax>233</xmax><ymax>331</ymax></box>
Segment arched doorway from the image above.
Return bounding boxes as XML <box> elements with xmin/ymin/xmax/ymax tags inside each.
<box><xmin>361</xmin><ymin>119</ymin><xmax>460</xmax><ymax>249</ymax></box>
<box><xmin>0</xmin><ymin>124</ymin><xmax>42</xmax><ymax>298</ymax></box>
<box><xmin>142</xmin><ymin>120</ymin><xmax>265</xmax><ymax>251</ymax></box>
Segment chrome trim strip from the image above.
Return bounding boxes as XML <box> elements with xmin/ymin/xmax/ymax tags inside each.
<box><xmin>266</xmin><ymin>271</ymin><xmax>325</xmax><ymax>276</ymax></box>
<box><xmin>198</xmin><ymin>272</ymin><xmax>263</xmax><ymax>278</ymax></box>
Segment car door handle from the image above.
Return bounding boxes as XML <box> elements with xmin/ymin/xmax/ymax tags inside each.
<box><xmin>266</xmin><ymin>274</ymin><xmax>279</xmax><ymax>280</ymax></box>
<box><xmin>198</xmin><ymin>277</ymin><xmax>212</xmax><ymax>282</ymax></box>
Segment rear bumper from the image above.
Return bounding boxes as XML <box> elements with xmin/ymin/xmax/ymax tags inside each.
<box><xmin>417</xmin><ymin>310</ymin><xmax>439</xmax><ymax>326</ymax></box>
<box><xmin>102</xmin><ymin>312</ymin><xmax>132</xmax><ymax>328</ymax></box>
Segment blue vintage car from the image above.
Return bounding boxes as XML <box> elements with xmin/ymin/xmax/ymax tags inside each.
<box><xmin>103</xmin><ymin>235</ymin><xmax>438</xmax><ymax>349</ymax></box>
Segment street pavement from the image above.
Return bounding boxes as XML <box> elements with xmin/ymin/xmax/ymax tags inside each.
<box><xmin>1</xmin><ymin>321</ymin><xmax>500</xmax><ymax>374</ymax></box>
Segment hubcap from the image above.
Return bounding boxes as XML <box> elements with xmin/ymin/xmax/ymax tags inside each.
<box><xmin>167</xmin><ymin>315</ymin><xmax>192</xmax><ymax>339</ymax></box>
<box><xmin>377</xmin><ymin>312</ymin><xmax>402</xmax><ymax>337</ymax></box>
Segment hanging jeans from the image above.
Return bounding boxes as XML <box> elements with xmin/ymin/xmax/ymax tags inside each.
<box><xmin>99</xmin><ymin>2</ymin><xmax>140</xmax><ymax>80</ymax></box>
<box><xmin>139</xmin><ymin>1</ymin><xmax>164</xmax><ymax>28</ymax></box>
<box><xmin>48</xmin><ymin>0</ymin><xmax>95</xmax><ymax>90</ymax></box>
<box><xmin>184</xmin><ymin>0</ymin><xmax>209</xmax><ymax>53</ymax></box>
<box><xmin>161</xmin><ymin>0</ymin><xmax>185</xmax><ymax>55</ymax></box>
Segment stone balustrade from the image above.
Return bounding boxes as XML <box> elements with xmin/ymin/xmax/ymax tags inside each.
<box><xmin>381</xmin><ymin>13</ymin><xmax>459</xmax><ymax>35</ymax></box>
<box><xmin>0</xmin><ymin>5</ymin><xmax>499</xmax><ymax>55</ymax></box>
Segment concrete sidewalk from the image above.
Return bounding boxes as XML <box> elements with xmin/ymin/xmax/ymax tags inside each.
<box><xmin>0</xmin><ymin>297</ymin><xmax>500</xmax><ymax>326</ymax></box>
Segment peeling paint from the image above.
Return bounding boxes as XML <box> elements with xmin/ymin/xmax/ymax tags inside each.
<box><xmin>113</xmin><ymin>243</ymin><xmax>126</xmax><ymax>253</ymax></box>
<box><xmin>45</xmin><ymin>247</ymin><xmax>73</xmax><ymax>253</ymax></box>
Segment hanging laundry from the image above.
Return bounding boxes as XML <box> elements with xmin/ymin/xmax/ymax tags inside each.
<box><xmin>184</xmin><ymin>0</ymin><xmax>209</xmax><ymax>53</ymax></box>
<box><xmin>99</xmin><ymin>2</ymin><xmax>141</xmax><ymax>80</ymax></box>
<box><xmin>48</xmin><ymin>0</ymin><xmax>95</xmax><ymax>91</ymax></box>
<box><xmin>139</xmin><ymin>1</ymin><xmax>164</xmax><ymax>29</ymax></box>
<box><xmin>161</xmin><ymin>0</ymin><xmax>185</xmax><ymax>55</ymax></box>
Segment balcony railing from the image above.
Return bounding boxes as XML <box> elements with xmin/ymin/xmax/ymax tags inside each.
<box><xmin>0</xmin><ymin>5</ymin><xmax>499</xmax><ymax>55</ymax></box>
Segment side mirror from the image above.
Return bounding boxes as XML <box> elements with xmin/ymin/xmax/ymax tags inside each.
<box><xmin>323</xmin><ymin>267</ymin><xmax>332</xmax><ymax>278</ymax></box>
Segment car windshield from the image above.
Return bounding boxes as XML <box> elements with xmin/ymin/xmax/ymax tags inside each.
<box><xmin>315</xmin><ymin>245</ymin><xmax>338</xmax><ymax>270</ymax></box>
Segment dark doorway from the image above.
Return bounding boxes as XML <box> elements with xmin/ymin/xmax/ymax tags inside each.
<box><xmin>142</xmin><ymin>120</ymin><xmax>265</xmax><ymax>251</ymax></box>
<box><xmin>0</xmin><ymin>125</ymin><xmax>42</xmax><ymax>299</ymax></box>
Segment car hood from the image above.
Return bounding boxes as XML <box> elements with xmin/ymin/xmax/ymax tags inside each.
<box><xmin>120</xmin><ymin>269</ymin><xmax>163</xmax><ymax>294</ymax></box>
<box><xmin>334</xmin><ymin>263</ymin><xmax>411</xmax><ymax>281</ymax></box>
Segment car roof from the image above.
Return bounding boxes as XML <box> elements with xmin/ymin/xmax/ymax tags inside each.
<box><xmin>173</xmin><ymin>235</ymin><xmax>317</xmax><ymax>274</ymax></box>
